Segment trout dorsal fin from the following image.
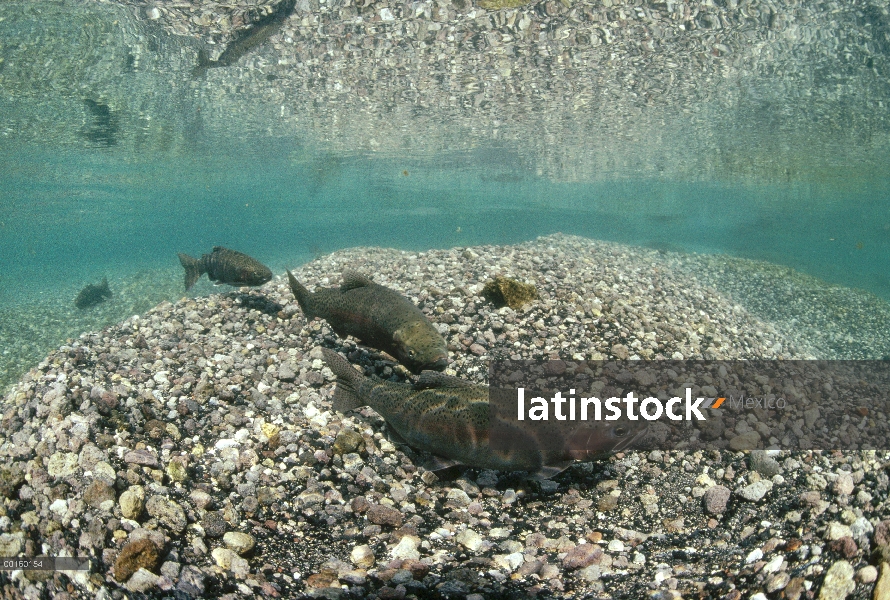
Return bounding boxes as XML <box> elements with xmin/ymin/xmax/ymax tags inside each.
<box><xmin>340</xmin><ymin>271</ymin><xmax>374</xmax><ymax>291</ymax></box>
<box><xmin>414</xmin><ymin>371</ymin><xmax>477</xmax><ymax>389</ymax></box>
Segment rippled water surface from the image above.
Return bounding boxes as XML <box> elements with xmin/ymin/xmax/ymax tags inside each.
<box><xmin>1</xmin><ymin>0</ymin><xmax>889</xmax><ymax>388</ymax></box>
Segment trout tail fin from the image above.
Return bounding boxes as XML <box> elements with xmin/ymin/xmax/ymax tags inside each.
<box><xmin>286</xmin><ymin>270</ymin><xmax>315</xmax><ymax>319</ymax></box>
<box><xmin>320</xmin><ymin>348</ymin><xmax>366</xmax><ymax>413</ymax></box>
<box><xmin>178</xmin><ymin>253</ymin><xmax>203</xmax><ymax>291</ymax></box>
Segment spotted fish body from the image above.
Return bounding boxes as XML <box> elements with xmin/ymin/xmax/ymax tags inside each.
<box><xmin>178</xmin><ymin>247</ymin><xmax>272</xmax><ymax>291</ymax></box>
<box><xmin>289</xmin><ymin>271</ymin><xmax>448</xmax><ymax>373</ymax></box>
<box><xmin>192</xmin><ymin>0</ymin><xmax>297</xmax><ymax>78</ymax></box>
<box><xmin>321</xmin><ymin>348</ymin><xmax>645</xmax><ymax>478</ymax></box>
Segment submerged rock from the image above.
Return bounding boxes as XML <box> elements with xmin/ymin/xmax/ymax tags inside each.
<box><xmin>114</xmin><ymin>538</ymin><xmax>161</xmax><ymax>582</ymax></box>
<box><xmin>481</xmin><ymin>276</ymin><xmax>537</xmax><ymax>310</ymax></box>
<box><xmin>477</xmin><ymin>0</ymin><xmax>529</xmax><ymax>8</ymax></box>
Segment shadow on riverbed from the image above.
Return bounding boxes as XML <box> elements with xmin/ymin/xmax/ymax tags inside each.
<box><xmin>232</xmin><ymin>292</ymin><xmax>284</xmax><ymax>315</ymax></box>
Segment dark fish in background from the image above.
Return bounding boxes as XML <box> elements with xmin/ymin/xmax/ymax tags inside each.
<box><xmin>321</xmin><ymin>348</ymin><xmax>645</xmax><ymax>478</ymax></box>
<box><xmin>80</xmin><ymin>99</ymin><xmax>118</xmax><ymax>147</ymax></box>
<box><xmin>191</xmin><ymin>0</ymin><xmax>298</xmax><ymax>78</ymax></box>
<box><xmin>288</xmin><ymin>271</ymin><xmax>449</xmax><ymax>373</ymax></box>
<box><xmin>178</xmin><ymin>246</ymin><xmax>272</xmax><ymax>291</ymax></box>
<box><xmin>75</xmin><ymin>277</ymin><xmax>112</xmax><ymax>309</ymax></box>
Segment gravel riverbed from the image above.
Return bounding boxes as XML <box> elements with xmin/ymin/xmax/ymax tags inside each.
<box><xmin>1</xmin><ymin>234</ymin><xmax>890</xmax><ymax>599</ymax></box>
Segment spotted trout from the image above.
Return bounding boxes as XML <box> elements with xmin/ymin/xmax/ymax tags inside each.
<box><xmin>321</xmin><ymin>348</ymin><xmax>645</xmax><ymax>478</ymax></box>
<box><xmin>288</xmin><ymin>271</ymin><xmax>448</xmax><ymax>373</ymax></box>
<box><xmin>191</xmin><ymin>0</ymin><xmax>298</xmax><ymax>78</ymax></box>
<box><xmin>178</xmin><ymin>247</ymin><xmax>272</xmax><ymax>291</ymax></box>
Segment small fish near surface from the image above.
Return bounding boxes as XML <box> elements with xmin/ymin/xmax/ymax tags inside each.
<box><xmin>178</xmin><ymin>246</ymin><xmax>272</xmax><ymax>291</ymax></box>
<box><xmin>321</xmin><ymin>348</ymin><xmax>646</xmax><ymax>478</ymax></box>
<box><xmin>288</xmin><ymin>271</ymin><xmax>449</xmax><ymax>373</ymax></box>
<box><xmin>191</xmin><ymin>0</ymin><xmax>298</xmax><ymax>78</ymax></box>
<box><xmin>75</xmin><ymin>277</ymin><xmax>112</xmax><ymax>309</ymax></box>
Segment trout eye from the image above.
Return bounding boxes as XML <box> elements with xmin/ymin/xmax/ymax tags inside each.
<box><xmin>614</xmin><ymin>426</ymin><xmax>628</xmax><ymax>437</ymax></box>
<box><xmin>407</xmin><ymin>349</ymin><xmax>417</xmax><ymax>358</ymax></box>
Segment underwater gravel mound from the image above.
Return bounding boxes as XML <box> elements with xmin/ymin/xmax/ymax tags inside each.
<box><xmin>671</xmin><ymin>253</ymin><xmax>890</xmax><ymax>360</ymax></box>
<box><xmin>1</xmin><ymin>234</ymin><xmax>889</xmax><ymax>599</ymax></box>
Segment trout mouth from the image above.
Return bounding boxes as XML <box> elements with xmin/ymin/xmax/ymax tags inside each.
<box><xmin>400</xmin><ymin>346</ymin><xmax>449</xmax><ymax>372</ymax></box>
<box><xmin>427</xmin><ymin>355</ymin><xmax>449</xmax><ymax>371</ymax></box>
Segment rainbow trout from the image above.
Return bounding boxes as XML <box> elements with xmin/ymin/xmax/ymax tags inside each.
<box><xmin>75</xmin><ymin>277</ymin><xmax>112</xmax><ymax>309</ymax></box>
<box><xmin>178</xmin><ymin>247</ymin><xmax>272</xmax><ymax>291</ymax></box>
<box><xmin>191</xmin><ymin>0</ymin><xmax>298</xmax><ymax>78</ymax></box>
<box><xmin>288</xmin><ymin>271</ymin><xmax>448</xmax><ymax>373</ymax></box>
<box><xmin>321</xmin><ymin>348</ymin><xmax>645</xmax><ymax>478</ymax></box>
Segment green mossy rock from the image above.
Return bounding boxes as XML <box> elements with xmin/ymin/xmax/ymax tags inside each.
<box><xmin>481</xmin><ymin>276</ymin><xmax>538</xmax><ymax>310</ymax></box>
<box><xmin>0</xmin><ymin>465</ymin><xmax>25</xmax><ymax>499</ymax></box>
<box><xmin>114</xmin><ymin>538</ymin><xmax>160</xmax><ymax>582</ymax></box>
<box><xmin>333</xmin><ymin>429</ymin><xmax>364</xmax><ymax>455</ymax></box>
<box><xmin>477</xmin><ymin>0</ymin><xmax>529</xmax><ymax>9</ymax></box>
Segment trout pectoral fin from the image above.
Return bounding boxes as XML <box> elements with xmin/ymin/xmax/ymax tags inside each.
<box><xmin>384</xmin><ymin>427</ymin><xmax>408</xmax><ymax>446</ymax></box>
<box><xmin>530</xmin><ymin>461</ymin><xmax>574</xmax><ymax>481</ymax></box>
<box><xmin>420</xmin><ymin>454</ymin><xmax>462</xmax><ymax>473</ymax></box>
<box><xmin>331</xmin><ymin>323</ymin><xmax>352</xmax><ymax>339</ymax></box>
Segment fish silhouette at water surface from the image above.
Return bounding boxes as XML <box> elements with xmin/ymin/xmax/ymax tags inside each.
<box><xmin>80</xmin><ymin>99</ymin><xmax>118</xmax><ymax>147</ymax></box>
<box><xmin>191</xmin><ymin>0</ymin><xmax>298</xmax><ymax>78</ymax></box>
<box><xmin>288</xmin><ymin>271</ymin><xmax>448</xmax><ymax>373</ymax></box>
<box><xmin>75</xmin><ymin>277</ymin><xmax>112</xmax><ymax>309</ymax></box>
<box><xmin>321</xmin><ymin>348</ymin><xmax>646</xmax><ymax>478</ymax></box>
<box><xmin>178</xmin><ymin>247</ymin><xmax>272</xmax><ymax>291</ymax></box>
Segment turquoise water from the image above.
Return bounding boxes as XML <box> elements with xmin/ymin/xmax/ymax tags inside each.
<box><xmin>1</xmin><ymin>0</ymin><xmax>890</xmax><ymax>387</ymax></box>
<box><xmin>4</xmin><ymin>143</ymin><xmax>889</xmax><ymax>298</ymax></box>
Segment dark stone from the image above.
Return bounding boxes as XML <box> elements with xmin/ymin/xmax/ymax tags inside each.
<box><xmin>703</xmin><ymin>485</ymin><xmax>731</xmax><ymax>515</ymax></box>
<box><xmin>749</xmin><ymin>451</ymin><xmax>781</xmax><ymax>478</ymax></box>
<box><xmin>0</xmin><ymin>465</ymin><xmax>25</xmax><ymax>498</ymax></box>
<box><xmin>123</xmin><ymin>449</ymin><xmax>159</xmax><ymax>468</ymax></box>
<box><xmin>563</xmin><ymin>544</ymin><xmax>603</xmax><ymax>569</ymax></box>
<box><xmin>828</xmin><ymin>536</ymin><xmax>858</xmax><ymax>559</ymax></box>
<box><xmin>83</xmin><ymin>480</ymin><xmax>116</xmax><ymax>509</ymax></box>
<box><xmin>202</xmin><ymin>511</ymin><xmax>228</xmax><ymax>538</ymax></box>
<box><xmin>351</xmin><ymin>497</ymin><xmax>370</xmax><ymax>514</ymax></box>
<box><xmin>333</xmin><ymin>429</ymin><xmax>364</xmax><ymax>455</ymax></box>
<box><xmin>872</xmin><ymin>520</ymin><xmax>890</xmax><ymax>563</ymax></box>
<box><xmin>114</xmin><ymin>538</ymin><xmax>160</xmax><ymax>582</ymax></box>
<box><xmin>367</xmin><ymin>504</ymin><xmax>403</xmax><ymax>528</ymax></box>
